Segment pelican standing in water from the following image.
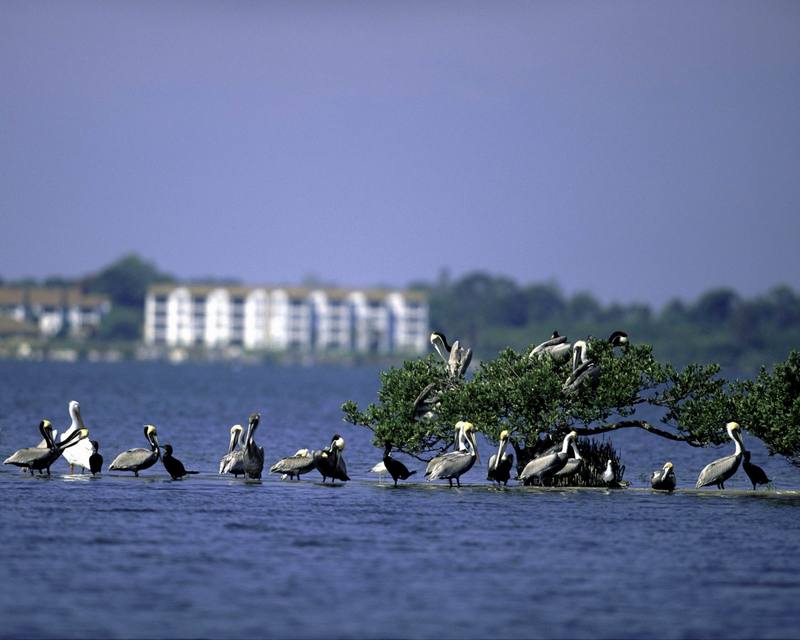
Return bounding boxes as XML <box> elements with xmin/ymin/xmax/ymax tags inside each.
<box><xmin>4</xmin><ymin>420</ymin><xmax>89</xmax><ymax>475</ymax></box>
<box><xmin>161</xmin><ymin>444</ymin><xmax>199</xmax><ymax>480</ymax></box>
<box><xmin>242</xmin><ymin>413</ymin><xmax>264</xmax><ymax>480</ymax></box>
<box><xmin>60</xmin><ymin>401</ymin><xmax>94</xmax><ymax>473</ymax></box>
<box><xmin>424</xmin><ymin>421</ymin><xmax>471</xmax><ymax>477</ymax></box>
<box><xmin>650</xmin><ymin>462</ymin><xmax>676</xmax><ymax>491</ymax></box>
<box><xmin>742</xmin><ymin>451</ymin><xmax>770</xmax><ymax>490</ymax></box>
<box><xmin>696</xmin><ymin>422</ymin><xmax>745</xmax><ymax>490</ymax></box>
<box><xmin>553</xmin><ymin>441</ymin><xmax>583</xmax><ymax>483</ymax></box>
<box><xmin>518</xmin><ymin>431</ymin><xmax>577</xmax><ymax>485</ymax></box>
<box><xmin>270</xmin><ymin>449</ymin><xmax>317</xmax><ymax>480</ymax></box>
<box><xmin>382</xmin><ymin>443</ymin><xmax>416</xmax><ymax>487</ymax></box>
<box><xmin>487</xmin><ymin>430</ymin><xmax>514</xmax><ymax>486</ymax></box>
<box><xmin>109</xmin><ymin>425</ymin><xmax>160</xmax><ymax>476</ymax></box>
<box><xmin>219</xmin><ymin>424</ymin><xmax>245</xmax><ymax>477</ymax></box>
<box><xmin>426</xmin><ymin>422</ymin><xmax>479</xmax><ymax>487</ymax></box>
<box><xmin>314</xmin><ymin>435</ymin><xmax>349</xmax><ymax>483</ymax></box>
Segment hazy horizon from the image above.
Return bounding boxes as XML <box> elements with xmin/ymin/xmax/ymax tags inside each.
<box><xmin>2</xmin><ymin>1</ymin><xmax>799</xmax><ymax>306</ymax></box>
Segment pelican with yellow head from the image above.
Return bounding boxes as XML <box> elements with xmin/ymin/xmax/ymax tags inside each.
<box><xmin>425</xmin><ymin>421</ymin><xmax>479</xmax><ymax>487</ymax></box>
<box><xmin>487</xmin><ymin>429</ymin><xmax>514</xmax><ymax>486</ymax></box>
<box><xmin>4</xmin><ymin>420</ymin><xmax>89</xmax><ymax>475</ymax></box>
<box><xmin>109</xmin><ymin>425</ymin><xmax>160</xmax><ymax>477</ymax></box>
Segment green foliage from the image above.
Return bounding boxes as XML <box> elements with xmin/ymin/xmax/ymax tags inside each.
<box><xmin>342</xmin><ymin>338</ymin><xmax>736</xmax><ymax>459</ymax></box>
<box><xmin>342</xmin><ymin>355</ymin><xmax>471</xmax><ymax>458</ymax></box>
<box><xmin>734</xmin><ymin>350</ymin><xmax>800</xmax><ymax>465</ymax></box>
<box><xmin>96</xmin><ymin>306</ymin><xmax>144</xmax><ymax>340</ymax></box>
<box><xmin>82</xmin><ymin>254</ymin><xmax>173</xmax><ymax>308</ymax></box>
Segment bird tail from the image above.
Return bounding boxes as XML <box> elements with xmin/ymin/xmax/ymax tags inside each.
<box><xmin>406</xmin><ymin>470</ymin><xmax>417</xmax><ymax>477</ymax></box>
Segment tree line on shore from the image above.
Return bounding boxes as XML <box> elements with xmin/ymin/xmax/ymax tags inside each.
<box><xmin>3</xmin><ymin>255</ymin><xmax>799</xmax><ymax>372</ymax></box>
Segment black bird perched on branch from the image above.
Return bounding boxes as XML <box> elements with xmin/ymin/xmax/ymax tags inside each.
<box><xmin>160</xmin><ymin>444</ymin><xmax>199</xmax><ymax>480</ymax></box>
<box><xmin>382</xmin><ymin>443</ymin><xmax>416</xmax><ymax>486</ymax></box>
<box><xmin>742</xmin><ymin>451</ymin><xmax>770</xmax><ymax>490</ymax></box>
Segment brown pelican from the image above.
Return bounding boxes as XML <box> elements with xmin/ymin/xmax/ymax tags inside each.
<box><xmin>160</xmin><ymin>444</ymin><xmax>199</xmax><ymax>480</ymax></box>
<box><xmin>59</xmin><ymin>400</ymin><xmax>94</xmax><ymax>473</ymax></box>
<box><xmin>382</xmin><ymin>443</ymin><xmax>416</xmax><ymax>486</ymax></box>
<box><xmin>430</xmin><ymin>332</ymin><xmax>472</xmax><ymax>377</ymax></box>
<box><xmin>530</xmin><ymin>331</ymin><xmax>571</xmax><ymax>361</ymax></box>
<box><xmin>219</xmin><ymin>424</ymin><xmax>245</xmax><ymax>477</ymax></box>
<box><xmin>4</xmin><ymin>420</ymin><xmax>89</xmax><ymax>475</ymax></box>
<box><xmin>109</xmin><ymin>425</ymin><xmax>160</xmax><ymax>476</ymax></box>
<box><xmin>650</xmin><ymin>462</ymin><xmax>676</xmax><ymax>491</ymax></box>
<box><xmin>269</xmin><ymin>449</ymin><xmax>316</xmax><ymax>480</ymax></box>
<box><xmin>314</xmin><ymin>435</ymin><xmax>349</xmax><ymax>483</ymax></box>
<box><xmin>430</xmin><ymin>331</ymin><xmax>454</xmax><ymax>362</ymax></box>
<box><xmin>487</xmin><ymin>430</ymin><xmax>513</xmax><ymax>485</ymax></box>
<box><xmin>424</xmin><ymin>422</ymin><xmax>471</xmax><ymax>478</ymax></box>
<box><xmin>696</xmin><ymin>422</ymin><xmax>744</xmax><ymax>489</ymax></box>
<box><xmin>562</xmin><ymin>331</ymin><xmax>628</xmax><ymax>394</ymax></box>
<box><xmin>412</xmin><ymin>382</ymin><xmax>441</xmax><ymax>422</ymax></box>
<box><xmin>553</xmin><ymin>441</ymin><xmax>583</xmax><ymax>483</ymax></box>
<box><xmin>242</xmin><ymin>413</ymin><xmax>264</xmax><ymax>480</ymax></box>
<box><xmin>88</xmin><ymin>440</ymin><xmax>103</xmax><ymax>475</ymax></box>
<box><xmin>518</xmin><ymin>431</ymin><xmax>577</xmax><ymax>485</ymax></box>
<box><xmin>425</xmin><ymin>422</ymin><xmax>479</xmax><ymax>487</ymax></box>
<box><xmin>742</xmin><ymin>451</ymin><xmax>770</xmax><ymax>490</ymax></box>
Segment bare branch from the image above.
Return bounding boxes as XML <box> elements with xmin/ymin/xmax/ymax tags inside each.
<box><xmin>573</xmin><ymin>420</ymin><xmax>703</xmax><ymax>447</ymax></box>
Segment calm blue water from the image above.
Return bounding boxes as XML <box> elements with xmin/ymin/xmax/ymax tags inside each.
<box><xmin>1</xmin><ymin>361</ymin><xmax>799</xmax><ymax>639</ymax></box>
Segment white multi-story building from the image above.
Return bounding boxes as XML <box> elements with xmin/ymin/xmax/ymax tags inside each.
<box><xmin>0</xmin><ymin>287</ymin><xmax>111</xmax><ymax>338</ymax></box>
<box><xmin>144</xmin><ymin>284</ymin><xmax>428</xmax><ymax>354</ymax></box>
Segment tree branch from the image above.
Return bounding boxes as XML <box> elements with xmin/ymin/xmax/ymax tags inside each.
<box><xmin>573</xmin><ymin>420</ymin><xmax>703</xmax><ymax>447</ymax></box>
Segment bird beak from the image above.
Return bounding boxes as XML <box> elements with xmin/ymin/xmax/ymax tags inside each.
<box><xmin>471</xmin><ymin>431</ymin><xmax>480</xmax><ymax>465</ymax></box>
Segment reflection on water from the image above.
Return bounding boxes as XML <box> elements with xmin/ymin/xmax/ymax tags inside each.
<box><xmin>1</xmin><ymin>361</ymin><xmax>799</xmax><ymax>639</ymax></box>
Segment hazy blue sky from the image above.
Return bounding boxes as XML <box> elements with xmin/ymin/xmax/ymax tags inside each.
<box><xmin>2</xmin><ymin>1</ymin><xmax>798</xmax><ymax>305</ymax></box>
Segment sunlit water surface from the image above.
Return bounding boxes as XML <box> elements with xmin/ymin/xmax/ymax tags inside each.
<box><xmin>1</xmin><ymin>361</ymin><xmax>799</xmax><ymax>639</ymax></box>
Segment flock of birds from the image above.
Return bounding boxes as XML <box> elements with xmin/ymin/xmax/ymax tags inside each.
<box><xmin>2</xmin><ymin>404</ymin><xmax>771</xmax><ymax>492</ymax></box>
<box><xmin>0</xmin><ymin>331</ymin><xmax>773</xmax><ymax>492</ymax></box>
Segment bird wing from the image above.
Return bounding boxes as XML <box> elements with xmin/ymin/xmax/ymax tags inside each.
<box><xmin>554</xmin><ymin>458</ymin><xmax>581</xmax><ymax>478</ymax></box>
<box><xmin>270</xmin><ymin>455</ymin><xmax>315</xmax><ymax>474</ymax></box>
<box><xmin>427</xmin><ymin>451</ymin><xmax>470</xmax><ymax>480</ymax></box>
<box><xmin>519</xmin><ymin>452</ymin><xmax>559</xmax><ymax>479</ymax></box>
<box><xmin>4</xmin><ymin>447</ymin><xmax>50</xmax><ymax>465</ymax></box>
<box><xmin>370</xmin><ymin>461</ymin><xmax>387</xmax><ymax>473</ymax></box>
<box><xmin>109</xmin><ymin>448</ymin><xmax>153</xmax><ymax>470</ymax></box>
<box><xmin>695</xmin><ymin>454</ymin><xmax>740</xmax><ymax>488</ymax></box>
<box><xmin>220</xmin><ymin>450</ymin><xmax>244</xmax><ymax>474</ymax></box>
<box><xmin>459</xmin><ymin>348</ymin><xmax>473</xmax><ymax>376</ymax></box>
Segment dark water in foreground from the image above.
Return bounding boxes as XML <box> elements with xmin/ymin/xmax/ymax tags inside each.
<box><xmin>1</xmin><ymin>361</ymin><xmax>799</xmax><ymax>639</ymax></box>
